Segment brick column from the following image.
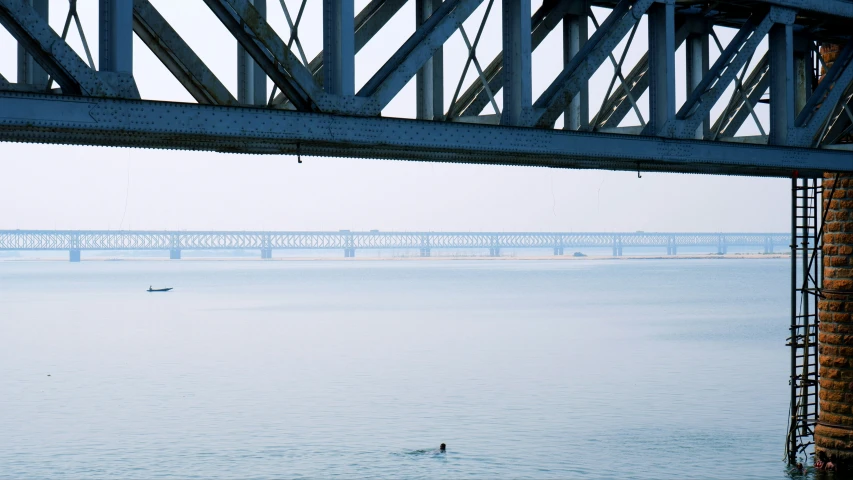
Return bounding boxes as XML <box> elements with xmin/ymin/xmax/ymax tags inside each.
<box><xmin>817</xmin><ymin>173</ymin><xmax>853</xmax><ymax>468</ymax></box>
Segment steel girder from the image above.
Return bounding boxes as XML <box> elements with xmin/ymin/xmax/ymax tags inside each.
<box><xmin>1</xmin><ymin>0</ymin><xmax>852</xmax><ymax>176</ymax></box>
<box><xmin>0</xmin><ymin>230</ymin><xmax>791</xmax><ymax>251</ymax></box>
<box><xmin>0</xmin><ymin>91</ymin><xmax>850</xmax><ymax>177</ymax></box>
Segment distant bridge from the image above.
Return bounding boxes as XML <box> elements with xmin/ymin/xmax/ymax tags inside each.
<box><xmin>0</xmin><ymin>230</ymin><xmax>790</xmax><ymax>261</ymax></box>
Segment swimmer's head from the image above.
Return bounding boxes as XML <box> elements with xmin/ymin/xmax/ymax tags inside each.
<box><xmin>440</xmin><ymin>443</ymin><xmax>446</xmax><ymax>452</ymax></box>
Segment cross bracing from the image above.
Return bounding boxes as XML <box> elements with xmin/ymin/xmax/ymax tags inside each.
<box><xmin>0</xmin><ymin>0</ymin><xmax>850</xmax><ymax>177</ymax></box>
<box><xmin>0</xmin><ymin>230</ymin><xmax>790</xmax><ymax>253</ymax></box>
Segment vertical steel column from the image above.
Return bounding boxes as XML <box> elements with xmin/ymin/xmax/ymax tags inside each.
<box><xmin>16</xmin><ymin>0</ymin><xmax>48</xmax><ymax>87</ymax></box>
<box><xmin>237</xmin><ymin>0</ymin><xmax>267</xmax><ymax>105</ymax></box>
<box><xmin>646</xmin><ymin>0</ymin><xmax>675</xmax><ymax>136</ymax></box>
<box><xmin>793</xmin><ymin>34</ymin><xmax>812</xmax><ymax>124</ymax></box>
<box><xmin>563</xmin><ymin>2</ymin><xmax>588</xmax><ymax>130</ymax></box>
<box><xmin>769</xmin><ymin>22</ymin><xmax>795</xmax><ymax>145</ymax></box>
<box><xmin>416</xmin><ymin>0</ymin><xmax>444</xmax><ymax>120</ymax></box>
<box><xmin>501</xmin><ymin>0</ymin><xmax>531</xmax><ymax>126</ymax></box>
<box><xmin>99</xmin><ymin>0</ymin><xmax>134</xmax><ymax>73</ymax></box>
<box><xmin>685</xmin><ymin>27</ymin><xmax>709</xmax><ymax>138</ymax></box>
<box><xmin>324</xmin><ymin>0</ymin><xmax>355</xmax><ymax>96</ymax></box>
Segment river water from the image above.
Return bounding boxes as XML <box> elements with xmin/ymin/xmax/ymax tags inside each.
<box><xmin>0</xmin><ymin>259</ymin><xmax>797</xmax><ymax>479</ymax></box>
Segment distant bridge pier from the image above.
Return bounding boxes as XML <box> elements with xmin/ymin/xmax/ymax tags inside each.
<box><xmin>169</xmin><ymin>249</ymin><xmax>181</xmax><ymax>260</ymax></box>
<box><xmin>261</xmin><ymin>248</ymin><xmax>272</xmax><ymax>259</ymax></box>
<box><xmin>717</xmin><ymin>237</ymin><xmax>728</xmax><ymax>254</ymax></box>
<box><xmin>612</xmin><ymin>236</ymin><xmax>623</xmax><ymax>257</ymax></box>
<box><xmin>553</xmin><ymin>247</ymin><xmax>563</xmax><ymax>256</ymax></box>
<box><xmin>489</xmin><ymin>247</ymin><xmax>501</xmax><ymax>257</ymax></box>
<box><xmin>666</xmin><ymin>237</ymin><xmax>677</xmax><ymax>255</ymax></box>
<box><xmin>69</xmin><ymin>249</ymin><xmax>80</xmax><ymax>262</ymax></box>
<box><xmin>344</xmin><ymin>248</ymin><xmax>355</xmax><ymax>258</ymax></box>
<box><xmin>765</xmin><ymin>237</ymin><xmax>775</xmax><ymax>254</ymax></box>
<box><xmin>419</xmin><ymin>234</ymin><xmax>431</xmax><ymax>257</ymax></box>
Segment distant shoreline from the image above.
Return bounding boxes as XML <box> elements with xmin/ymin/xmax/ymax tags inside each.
<box><xmin>0</xmin><ymin>253</ymin><xmax>791</xmax><ymax>262</ymax></box>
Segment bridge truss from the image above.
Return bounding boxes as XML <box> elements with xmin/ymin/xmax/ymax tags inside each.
<box><xmin>0</xmin><ymin>0</ymin><xmax>851</xmax><ymax>176</ymax></box>
<box><xmin>1</xmin><ymin>0</ymin><xmax>852</xmax><ymax>466</ymax></box>
<box><xmin>0</xmin><ymin>230</ymin><xmax>789</xmax><ymax>257</ymax></box>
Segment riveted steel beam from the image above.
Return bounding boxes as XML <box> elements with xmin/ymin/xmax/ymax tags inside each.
<box><xmin>0</xmin><ymin>72</ymin><xmax>8</xmax><ymax>88</ymax></box>
<box><xmin>416</xmin><ymin>0</ymin><xmax>443</xmax><ymax>120</ymax></box>
<box><xmin>272</xmin><ymin>0</ymin><xmax>406</xmax><ymax>107</ymax></box>
<box><xmin>661</xmin><ymin>7</ymin><xmax>794</xmax><ymax>139</ymax></box>
<box><xmin>591</xmin><ymin>18</ymin><xmax>697</xmax><ymax>131</ymax></box>
<box><xmin>790</xmin><ymin>41</ymin><xmax>853</xmax><ymax>147</ymax></box>
<box><xmin>501</xmin><ymin>0</ymin><xmax>532</xmax><ymax>126</ymax></box>
<box><xmin>0</xmin><ymin>0</ymin><xmax>119</xmax><ymax>96</ymax></box>
<box><xmin>271</xmin><ymin>0</ymin><xmax>407</xmax><ymax>106</ymax></box>
<box><xmin>356</xmin><ymin>0</ymin><xmax>483</xmax><ymax>115</ymax></box>
<box><xmin>644</xmin><ymin>0</ymin><xmax>675</xmax><ymax>136</ymax></box>
<box><xmin>16</xmin><ymin>0</ymin><xmax>46</xmax><ymax>87</ymax></box>
<box><xmin>821</xmin><ymin>92</ymin><xmax>853</xmax><ymax>146</ymax></box>
<box><xmin>448</xmin><ymin>0</ymin><xmax>573</xmax><ymax>120</ymax></box>
<box><xmin>530</xmin><ymin>0</ymin><xmax>655</xmax><ymax>128</ymax></box>
<box><xmin>710</xmin><ymin>53</ymin><xmax>770</xmax><ymax>139</ymax></box>
<box><xmin>563</xmin><ymin>0</ymin><xmax>589</xmax><ymax>131</ymax></box>
<box><xmin>203</xmin><ymin>0</ymin><xmax>321</xmax><ymax>111</ymax></box>
<box><xmin>132</xmin><ymin>0</ymin><xmax>237</xmax><ymax>105</ymax></box>
<box><xmin>324</xmin><ymin>0</ymin><xmax>354</xmax><ymax>96</ymax></box>
<box><xmin>237</xmin><ymin>0</ymin><xmax>266</xmax><ymax>105</ymax></box>
<box><xmin>1</xmin><ymin>92</ymin><xmax>850</xmax><ymax>177</ymax></box>
<box><xmin>757</xmin><ymin>0</ymin><xmax>853</xmax><ymax>18</ymax></box>
<box><xmin>769</xmin><ymin>22</ymin><xmax>795</xmax><ymax>145</ymax></box>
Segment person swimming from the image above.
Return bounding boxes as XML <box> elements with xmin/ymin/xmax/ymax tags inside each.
<box><xmin>439</xmin><ymin>443</ymin><xmax>446</xmax><ymax>453</ymax></box>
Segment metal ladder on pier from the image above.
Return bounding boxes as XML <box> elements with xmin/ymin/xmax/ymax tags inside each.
<box><xmin>786</xmin><ymin>177</ymin><xmax>822</xmax><ymax>464</ymax></box>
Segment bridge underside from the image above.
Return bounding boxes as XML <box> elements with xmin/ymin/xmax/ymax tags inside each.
<box><xmin>0</xmin><ymin>0</ymin><xmax>851</xmax><ymax>177</ymax></box>
<box><xmin>0</xmin><ymin>93</ymin><xmax>848</xmax><ymax>178</ymax></box>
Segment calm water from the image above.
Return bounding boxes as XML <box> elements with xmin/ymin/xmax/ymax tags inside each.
<box><xmin>0</xmin><ymin>259</ymin><xmax>797</xmax><ymax>479</ymax></box>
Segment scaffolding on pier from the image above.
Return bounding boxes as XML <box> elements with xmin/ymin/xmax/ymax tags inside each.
<box><xmin>786</xmin><ymin>177</ymin><xmax>823</xmax><ymax>464</ymax></box>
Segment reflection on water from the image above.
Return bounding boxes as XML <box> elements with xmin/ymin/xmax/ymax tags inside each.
<box><xmin>0</xmin><ymin>259</ymin><xmax>791</xmax><ymax>478</ymax></box>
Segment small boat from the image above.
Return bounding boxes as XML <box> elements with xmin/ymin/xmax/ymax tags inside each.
<box><xmin>147</xmin><ymin>286</ymin><xmax>173</xmax><ymax>292</ymax></box>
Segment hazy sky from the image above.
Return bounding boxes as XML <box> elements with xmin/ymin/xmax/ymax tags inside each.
<box><xmin>0</xmin><ymin>0</ymin><xmax>789</xmax><ymax>232</ymax></box>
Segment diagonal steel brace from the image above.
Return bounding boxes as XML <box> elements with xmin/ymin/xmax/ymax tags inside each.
<box><xmin>133</xmin><ymin>0</ymin><xmax>237</xmax><ymax>106</ymax></box>
<box><xmin>710</xmin><ymin>52</ymin><xmax>770</xmax><ymax>139</ymax></box>
<box><xmin>272</xmin><ymin>0</ymin><xmax>407</xmax><ymax>107</ymax></box>
<box><xmin>790</xmin><ymin>40</ymin><xmax>853</xmax><ymax>147</ymax></box>
<box><xmin>529</xmin><ymin>0</ymin><xmax>656</xmax><ymax>128</ymax></box>
<box><xmin>356</xmin><ymin>0</ymin><xmax>484</xmax><ymax>115</ymax></box>
<box><xmin>448</xmin><ymin>0</ymin><xmax>575</xmax><ymax>119</ymax></box>
<box><xmin>0</xmin><ymin>0</ymin><xmax>118</xmax><ymax>97</ymax></box>
<box><xmin>203</xmin><ymin>0</ymin><xmax>322</xmax><ymax>111</ymax></box>
<box><xmin>662</xmin><ymin>7</ymin><xmax>793</xmax><ymax>139</ymax></box>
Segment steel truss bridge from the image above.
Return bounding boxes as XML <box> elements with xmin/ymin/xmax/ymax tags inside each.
<box><xmin>0</xmin><ymin>0</ymin><xmax>851</xmax><ymax>176</ymax></box>
<box><xmin>0</xmin><ymin>0</ymin><xmax>850</xmax><ymax>466</ymax></box>
<box><xmin>0</xmin><ymin>230</ymin><xmax>789</xmax><ymax>259</ymax></box>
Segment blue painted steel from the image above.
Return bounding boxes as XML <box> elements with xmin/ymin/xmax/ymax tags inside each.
<box><xmin>356</xmin><ymin>0</ymin><xmax>483</xmax><ymax>115</ymax></box>
<box><xmin>531</xmin><ymin>0</ymin><xmax>655</xmax><ymax>128</ymax></box>
<box><xmin>0</xmin><ymin>92</ymin><xmax>849</xmax><ymax>177</ymax></box>
<box><xmin>0</xmin><ymin>0</ymin><xmax>117</xmax><ymax>96</ymax></box>
<box><xmin>1</xmin><ymin>0</ymin><xmax>851</xmax><ymax>176</ymax></box>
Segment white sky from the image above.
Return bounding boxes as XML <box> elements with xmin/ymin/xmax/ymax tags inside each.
<box><xmin>0</xmin><ymin>0</ymin><xmax>789</xmax><ymax>232</ymax></box>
